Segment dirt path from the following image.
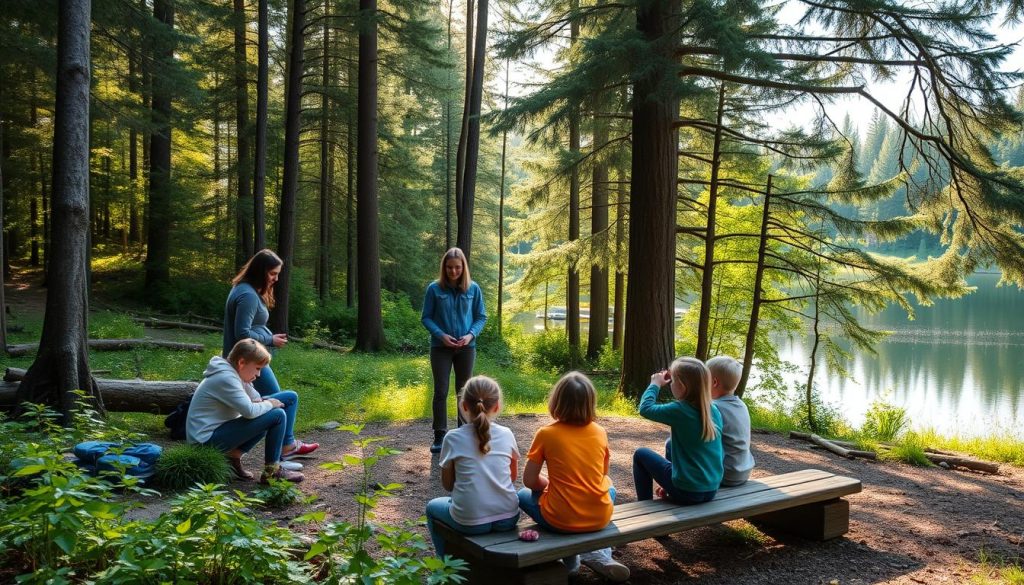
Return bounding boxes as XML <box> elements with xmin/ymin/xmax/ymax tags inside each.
<box><xmin>241</xmin><ymin>415</ymin><xmax>1024</xmax><ymax>584</ymax></box>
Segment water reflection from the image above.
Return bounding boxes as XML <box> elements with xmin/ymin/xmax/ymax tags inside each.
<box><xmin>767</xmin><ymin>273</ymin><xmax>1024</xmax><ymax>437</ymax></box>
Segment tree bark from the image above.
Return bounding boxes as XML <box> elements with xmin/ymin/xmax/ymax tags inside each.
<box><xmin>128</xmin><ymin>43</ymin><xmax>139</xmax><ymax>244</ymax></box>
<box><xmin>612</xmin><ymin>173</ymin><xmax>625</xmax><ymax>351</ymax></box>
<box><xmin>234</xmin><ymin>0</ymin><xmax>254</xmax><ymax>267</ymax></box>
<box><xmin>5</xmin><ymin>369</ymin><xmax>194</xmax><ymax>414</ymax></box>
<box><xmin>346</xmin><ymin>57</ymin><xmax>356</xmax><ymax>309</ymax></box>
<box><xmin>144</xmin><ymin>0</ymin><xmax>174</xmax><ymax>295</ymax></box>
<box><xmin>806</xmin><ymin>262</ymin><xmax>822</xmax><ymax>433</ymax></box>
<box><xmin>566</xmin><ymin>1</ymin><xmax>580</xmax><ymax>364</ymax></box>
<box><xmin>15</xmin><ymin>0</ymin><xmax>102</xmax><ymax>420</ymax></box>
<box><xmin>497</xmin><ymin>58</ymin><xmax>509</xmax><ymax>336</ymax></box>
<box><xmin>454</xmin><ymin>0</ymin><xmax>474</xmax><ymax>227</ymax></box>
<box><xmin>445</xmin><ymin>0</ymin><xmax>454</xmax><ymax>248</ymax></box>
<box><xmin>317</xmin><ymin>5</ymin><xmax>332</xmax><ymax>301</ymax></box>
<box><xmin>253</xmin><ymin>0</ymin><xmax>269</xmax><ymax>252</ymax></box>
<box><xmin>354</xmin><ymin>0</ymin><xmax>384</xmax><ymax>351</ymax></box>
<box><xmin>270</xmin><ymin>0</ymin><xmax>305</xmax><ymax>334</ymax></box>
<box><xmin>695</xmin><ymin>83</ymin><xmax>726</xmax><ymax>361</ymax></box>
<box><xmin>0</xmin><ymin>85</ymin><xmax>7</xmax><ymax>355</ymax></box>
<box><xmin>587</xmin><ymin>89</ymin><xmax>610</xmax><ymax>360</ymax></box>
<box><xmin>737</xmin><ymin>175</ymin><xmax>771</xmax><ymax>398</ymax></box>
<box><xmin>456</xmin><ymin>0</ymin><xmax>488</xmax><ymax>261</ymax></box>
<box><xmin>620</xmin><ymin>0</ymin><xmax>680</xmax><ymax>398</ymax></box>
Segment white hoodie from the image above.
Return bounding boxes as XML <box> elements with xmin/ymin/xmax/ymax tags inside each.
<box><xmin>185</xmin><ymin>356</ymin><xmax>274</xmax><ymax>444</ymax></box>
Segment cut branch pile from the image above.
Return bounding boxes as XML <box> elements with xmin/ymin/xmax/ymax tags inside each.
<box><xmin>789</xmin><ymin>431</ymin><xmax>877</xmax><ymax>460</ymax></box>
<box><xmin>789</xmin><ymin>430</ymin><xmax>1000</xmax><ymax>473</ymax></box>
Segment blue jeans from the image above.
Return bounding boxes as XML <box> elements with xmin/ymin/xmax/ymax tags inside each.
<box><xmin>517</xmin><ymin>486</ymin><xmax>617</xmax><ymax>572</ymax></box>
<box><xmin>425</xmin><ymin>497</ymin><xmax>519</xmax><ymax>557</ymax></box>
<box><xmin>252</xmin><ymin>364</ymin><xmax>282</xmax><ymax>397</ymax></box>
<box><xmin>633</xmin><ymin>447</ymin><xmax>717</xmax><ymax>504</ymax></box>
<box><xmin>205</xmin><ymin>390</ymin><xmax>298</xmax><ymax>465</ymax></box>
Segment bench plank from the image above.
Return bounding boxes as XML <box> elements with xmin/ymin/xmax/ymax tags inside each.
<box><xmin>459</xmin><ymin>468</ymin><xmax>836</xmax><ymax>551</ymax></box>
<box><xmin>481</xmin><ymin>471</ymin><xmax>861</xmax><ymax>567</ymax></box>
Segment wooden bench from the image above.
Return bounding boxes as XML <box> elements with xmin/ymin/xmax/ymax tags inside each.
<box><xmin>437</xmin><ymin>468</ymin><xmax>861</xmax><ymax>584</ymax></box>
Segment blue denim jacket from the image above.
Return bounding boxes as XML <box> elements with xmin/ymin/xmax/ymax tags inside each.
<box><xmin>421</xmin><ymin>281</ymin><xmax>487</xmax><ymax>348</ymax></box>
<box><xmin>223</xmin><ymin>283</ymin><xmax>274</xmax><ymax>356</ymax></box>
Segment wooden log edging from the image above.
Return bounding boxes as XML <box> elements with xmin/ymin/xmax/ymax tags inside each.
<box><xmin>3</xmin><ymin>368</ymin><xmax>196</xmax><ymax>414</ymax></box>
<box><xmin>6</xmin><ymin>338</ymin><xmax>205</xmax><ymax>357</ymax></box>
<box><xmin>789</xmin><ymin>430</ymin><xmax>999</xmax><ymax>473</ymax></box>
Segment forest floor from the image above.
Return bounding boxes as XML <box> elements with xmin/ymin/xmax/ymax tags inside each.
<box><xmin>173</xmin><ymin>415</ymin><xmax>1024</xmax><ymax>585</ymax></box>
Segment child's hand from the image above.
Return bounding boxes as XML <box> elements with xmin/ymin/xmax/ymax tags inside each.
<box><xmin>650</xmin><ymin>370</ymin><xmax>670</xmax><ymax>387</ymax></box>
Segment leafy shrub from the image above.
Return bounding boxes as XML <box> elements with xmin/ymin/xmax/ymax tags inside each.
<box><xmin>253</xmin><ymin>476</ymin><xmax>307</xmax><ymax>509</ymax></box>
<box><xmin>315</xmin><ymin>299</ymin><xmax>358</xmax><ymax>342</ymax></box>
<box><xmin>287</xmin><ymin>268</ymin><xmax>321</xmax><ymax>333</ymax></box>
<box><xmin>525</xmin><ymin>329</ymin><xmax>573</xmax><ymax>372</ymax></box>
<box><xmin>382</xmin><ymin>291</ymin><xmax>426</xmax><ymax>353</ymax></box>
<box><xmin>90</xmin><ymin>311</ymin><xmax>144</xmax><ymax>339</ymax></box>
<box><xmin>307</xmin><ymin>424</ymin><xmax>466</xmax><ymax>583</ymax></box>
<box><xmin>789</xmin><ymin>385</ymin><xmax>850</xmax><ymax>438</ymax></box>
<box><xmin>152</xmin><ymin>278</ymin><xmax>232</xmax><ymax>319</ymax></box>
<box><xmin>154</xmin><ymin>444</ymin><xmax>231</xmax><ymax>491</ymax></box>
<box><xmin>861</xmin><ymin>397</ymin><xmax>910</xmax><ymax>441</ymax></box>
<box><xmin>882</xmin><ymin>431</ymin><xmax>932</xmax><ymax>466</ymax></box>
<box><xmin>596</xmin><ymin>340</ymin><xmax>622</xmax><ymax>372</ymax></box>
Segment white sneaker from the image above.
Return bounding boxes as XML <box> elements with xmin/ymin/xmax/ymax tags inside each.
<box><xmin>580</xmin><ymin>548</ymin><xmax>630</xmax><ymax>582</ymax></box>
<box><xmin>279</xmin><ymin>460</ymin><xmax>303</xmax><ymax>471</ymax></box>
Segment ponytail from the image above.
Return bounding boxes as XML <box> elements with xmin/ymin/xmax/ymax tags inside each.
<box><xmin>461</xmin><ymin>376</ymin><xmax>503</xmax><ymax>454</ymax></box>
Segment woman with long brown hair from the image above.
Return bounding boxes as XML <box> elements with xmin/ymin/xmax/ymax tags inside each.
<box><xmin>421</xmin><ymin>248</ymin><xmax>487</xmax><ymax>453</ymax></box>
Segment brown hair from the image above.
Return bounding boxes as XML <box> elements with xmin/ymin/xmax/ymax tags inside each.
<box><xmin>548</xmin><ymin>371</ymin><xmax>597</xmax><ymax>426</ymax></box>
<box><xmin>461</xmin><ymin>376</ymin><xmax>503</xmax><ymax>454</ymax></box>
<box><xmin>226</xmin><ymin>338</ymin><xmax>272</xmax><ymax>369</ymax></box>
<box><xmin>232</xmin><ymin>249</ymin><xmax>283</xmax><ymax>309</ymax></box>
<box><xmin>706</xmin><ymin>355</ymin><xmax>742</xmax><ymax>394</ymax></box>
<box><xmin>437</xmin><ymin>247</ymin><xmax>470</xmax><ymax>293</ymax></box>
<box><xmin>670</xmin><ymin>357</ymin><xmax>718</xmax><ymax>442</ymax></box>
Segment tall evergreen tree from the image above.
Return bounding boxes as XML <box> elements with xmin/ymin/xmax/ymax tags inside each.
<box><xmin>143</xmin><ymin>0</ymin><xmax>174</xmax><ymax>294</ymax></box>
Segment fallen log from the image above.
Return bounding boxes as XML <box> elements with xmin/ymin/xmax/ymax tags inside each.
<box><xmin>6</xmin><ymin>338</ymin><xmax>205</xmax><ymax>357</ymax></box>
<box><xmin>3</xmin><ymin>368</ymin><xmax>196</xmax><ymax>414</ymax></box>
<box><xmin>133</xmin><ymin>317</ymin><xmax>221</xmax><ymax>333</ymax></box>
<box><xmin>921</xmin><ymin>453</ymin><xmax>999</xmax><ymax>474</ymax></box>
<box><xmin>789</xmin><ymin>431</ymin><xmax>877</xmax><ymax>460</ymax></box>
<box><xmin>288</xmin><ymin>335</ymin><xmax>348</xmax><ymax>353</ymax></box>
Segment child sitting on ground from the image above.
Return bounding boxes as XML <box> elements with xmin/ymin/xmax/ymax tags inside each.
<box><xmin>518</xmin><ymin>372</ymin><xmax>630</xmax><ymax>582</ymax></box>
<box><xmin>425</xmin><ymin>376</ymin><xmax>521</xmax><ymax>558</ymax></box>
<box><xmin>634</xmin><ymin>357</ymin><xmax>723</xmax><ymax>503</ymax></box>
<box><xmin>706</xmin><ymin>355</ymin><xmax>754</xmax><ymax>486</ymax></box>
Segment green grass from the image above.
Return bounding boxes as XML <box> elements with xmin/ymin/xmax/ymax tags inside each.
<box><xmin>973</xmin><ymin>550</ymin><xmax>1024</xmax><ymax>584</ymax></box>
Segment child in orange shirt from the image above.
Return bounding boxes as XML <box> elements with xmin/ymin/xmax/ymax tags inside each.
<box><xmin>518</xmin><ymin>372</ymin><xmax>630</xmax><ymax>582</ymax></box>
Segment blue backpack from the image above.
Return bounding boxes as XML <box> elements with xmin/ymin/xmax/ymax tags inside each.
<box><xmin>73</xmin><ymin>441</ymin><xmax>162</xmax><ymax>480</ymax></box>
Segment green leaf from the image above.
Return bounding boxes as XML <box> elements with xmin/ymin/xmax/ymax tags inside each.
<box><xmin>304</xmin><ymin>541</ymin><xmax>328</xmax><ymax>561</ymax></box>
<box><xmin>53</xmin><ymin>531</ymin><xmax>77</xmax><ymax>554</ymax></box>
<box><xmin>176</xmin><ymin>518</ymin><xmax>192</xmax><ymax>534</ymax></box>
<box><xmin>294</xmin><ymin>510</ymin><xmax>327</xmax><ymax>524</ymax></box>
<box><xmin>13</xmin><ymin>464</ymin><xmax>46</xmax><ymax>477</ymax></box>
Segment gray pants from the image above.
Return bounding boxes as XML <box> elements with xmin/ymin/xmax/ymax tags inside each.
<box><xmin>430</xmin><ymin>346</ymin><xmax>476</xmax><ymax>431</ymax></box>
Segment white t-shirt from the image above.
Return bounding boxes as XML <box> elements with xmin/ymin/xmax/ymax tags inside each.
<box><xmin>439</xmin><ymin>422</ymin><xmax>520</xmax><ymax>526</ymax></box>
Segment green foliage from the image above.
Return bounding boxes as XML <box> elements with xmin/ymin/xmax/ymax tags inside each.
<box><xmin>881</xmin><ymin>432</ymin><xmax>932</xmax><ymax>467</ymax></box>
<box><xmin>287</xmin><ymin>268</ymin><xmax>321</xmax><ymax>334</ymax></box>
<box><xmin>861</xmin><ymin>397</ymin><xmax>910</xmax><ymax>442</ymax></box>
<box><xmin>596</xmin><ymin>340</ymin><xmax>622</xmax><ymax>373</ymax></box>
<box><xmin>154</xmin><ymin>444</ymin><xmax>231</xmax><ymax>491</ymax></box>
<box><xmin>974</xmin><ymin>549</ymin><xmax>1024</xmax><ymax>585</ymax></box>
<box><xmin>253</xmin><ymin>476</ymin><xmax>309</xmax><ymax>509</ymax></box>
<box><xmin>89</xmin><ymin>312</ymin><xmax>144</xmax><ymax>339</ymax></box>
<box><xmin>522</xmin><ymin>329</ymin><xmax>573</xmax><ymax>372</ymax></box>
<box><xmin>150</xmin><ymin>278</ymin><xmax>232</xmax><ymax>320</ymax></box>
<box><xmin>916</xmin><ymin>429</ymin><xmax>1024</xmax><ymax>467</ymax></box>
<box><xmin>382</xmin><ymin>292</ymin><xmax>428</xmax><ymax>353</ymax></box>
<box><xmin>307</xmin><ymin>424</ymin><xmax>467</xmax><ymax>584</ymax></box>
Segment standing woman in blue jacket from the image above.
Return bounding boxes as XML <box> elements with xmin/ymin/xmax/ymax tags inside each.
<box><xmin>224</xmin><ymin>249</ymin><xmax>289</xmax><ymax>397</ymax></box>
<box><xmin>422</xmin><ymin>248</ymin><xmax>487</xmax><ymax>453</ymax></box>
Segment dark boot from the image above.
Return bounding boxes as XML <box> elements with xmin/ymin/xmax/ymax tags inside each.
<box><xmin>430</xmin><ymin>430</ymin><xmax>446</xmax><ymax>454</ymax></box>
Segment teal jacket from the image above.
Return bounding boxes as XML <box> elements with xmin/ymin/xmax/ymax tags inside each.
<box><xmin>421</xmin><ymin>281</ymin><xmax>487</xmax><ymax>348</ymax></box>
<box><xmin>639</xmin><ymin>383</ymin><xmax>724</xmax><ymax>492</ymax></box>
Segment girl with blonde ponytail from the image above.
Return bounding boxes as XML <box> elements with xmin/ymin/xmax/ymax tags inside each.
<box><xmin>425</xmin><ymin>376</ymin><xmax>520</xmax><ymax>558</ymax></box>
<box><xmin>633</xmin><ymin>357</ymin><xmax>724</xmax><ymax>504</ymax></box>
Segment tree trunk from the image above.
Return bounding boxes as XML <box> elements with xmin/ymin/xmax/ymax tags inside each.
<box><xmin>143</xmin><ymin>0</ymin><xmax>174</xmax><ymax>295</ymax></box>
<box><xmin>456</xmin><ymin>0</ymin><xmax>488</xmax><ymax>261</ymax></box>
<box><xmin>805</xmin><ymin>263</ymin><xmax>822</xmax><ymax>433</ymax></box>
<box><xmin>346</xmin><ymin>59</ymin><xmax>355</xmax><ymax>309</ymax></box>
<box><xmin>497</xmin><ymin>58</ymin><xmax>509</xmax><ymax>336</ymax></box>
<box><xmin>587</xmin><ymin>90</ymin><xmax>609</xmax><ymax>360</ymax></box>
<box><xmin>128</xmin><ymin>44</ymin><xmax>139</xmax><ymax>245</ymax></box>
<box><xmin>612</xmin><ymin>173</ymin><xmax>625</xmax><ymax>351</ymax></box>
<box><xmin>354</xmin><ymin>0</ymin><xmax>384</xmax><ymax>351</ymax></box>
<box><xmin>0</xmin><ymin>84</ymin><xmax>7</xmax><ymax>354</ymax></box>
<box><xmin>234</xmin><ymin>0</ymin><xmax>254</xmax><ymax>267</ymax></box>
<box><xmin>737</xmin><ymin>175</ymin><xmax>771</xmax><ymax>398</ymax></box>
<box><xmin>620</xmin><ymin>0</ymin><xmax>680</xmax><ymax>398</ymax></box>
<box><xmin>695</xmin><ymin>83</ymin><xmax>726</xmax><ymax>361</ymax></box>
<box><xmin>566</xmin><ymin>2</ymin><xmax>580</xmax><ymax>364</ymax></box>
<box><xmin>317</xmin><ymin>7</ymin><xmax>331</xmax><ymax>301</ymax></box>
<box><xmin>15</xmin><ymin>0</ymin><xmax>102</xmax><ymax>420</ymax></box>
<box><xmin>253</xmin><ymin>0</ymin><xmax>268</xmax><ymax>251</ymax></box>
<box><xmin>454</xmin><ymin>0</ymin><xmax>474</xmax><ymax>227</ymax></box>
<box><xmin>445</xmin><ymin>0</ymin><xmax>454</xmax><ymax>249</ymax></box>
<box><xmin>270</xmin><ymin>0</ymin><xmax>305</xmax><ymax>334</ymax></box>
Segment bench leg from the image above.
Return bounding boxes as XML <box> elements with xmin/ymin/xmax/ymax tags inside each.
<box><xmin>748</xmin><ymin>497</ymin><xmax>850</xmax><ymax>541</ymax></box>
<box><xmin>445</xmin><ymin>539</ymin><xmax>568</xmax><ymax>585</ymax></box>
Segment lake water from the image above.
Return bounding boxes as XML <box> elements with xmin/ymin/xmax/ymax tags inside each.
<box><xmin>769</xmin><ymin>272</ymin><xmax>1024</xmax><ymax>438</ymax></box>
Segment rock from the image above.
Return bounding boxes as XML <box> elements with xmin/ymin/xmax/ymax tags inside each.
<box><xmin>319</xmin><ymin>421</ymin><xmax>341</xmax><ymax>430</ymax></box>
<box><xmin>938</xmin><ymin>461</ymin><xmax>950</xmax><ymax>469</ymax></box>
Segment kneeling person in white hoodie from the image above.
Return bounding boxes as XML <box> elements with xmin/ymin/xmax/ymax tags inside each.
<box><xmin>186</xmin><ymin>338</ymin><xmax>306</xmax><ymax>483</ymax></box>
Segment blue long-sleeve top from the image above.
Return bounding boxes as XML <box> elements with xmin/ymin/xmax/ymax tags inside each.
<box><xmin>639</xmin><ymin>383</ymin><xmax>724</xmax><ymax>492</ymax></box>
<box><xmin>421</xmin><ymin>281</ymin><xmax>487</xmax><ymax>348</ymax></box>
<box><xmin>223</xmin><ymin>283</ymin><xmax>274</xmax><ymax>356</ymax></box>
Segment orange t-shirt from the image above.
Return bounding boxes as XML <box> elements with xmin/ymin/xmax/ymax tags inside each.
<box><xmin>527</xmin><ymin>421</ymin><xmax>614</xmax><ymax>532</ymax></box>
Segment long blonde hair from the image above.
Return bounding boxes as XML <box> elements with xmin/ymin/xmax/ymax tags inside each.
<box><xmin>437</xmin><ymin>247</ymin><xmax>471</xmax><ymax>293</ymax></box>
<box><xmin>462</xmin><ymin>376</ymin><xmax>502</xmax><ymax>454</ymax></box>
<box><xmin>670</xmin><ymin>357</ymin><xmax>718</xmax><ymax>442</ymax></box>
